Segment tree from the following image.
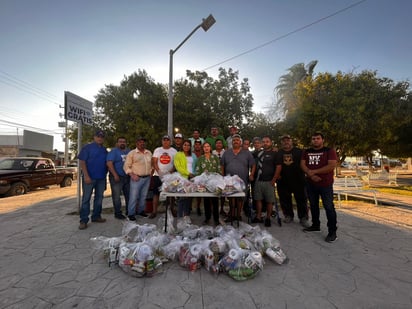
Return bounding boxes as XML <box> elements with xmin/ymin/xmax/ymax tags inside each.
<box><xmin>287</xmin><ymin>70</ymin><xmax>412</xmax><ymax>161</ymax></box>
<box><xmin>174</xmin><ymin>67</ymin><xmax>254</xmax><ymax>137</ymax></box>
<box><xmin>240</xmin><ymin>112</ymin><xmax>280</xmax><ymax>143</ymax></box>
<box><xmin>272</xmin><ymin>60</ymin><xmax>318</xmax><ymax>118</ymax></box>
<box><xmin>69</xmin><ymin>68</ymin><xmax>258</xmax><ymax>151</ymax></box>
<box><xmin>93</xmin><ymin>69</ymin><xmax>168</xmax><ymax>150</ymax></box>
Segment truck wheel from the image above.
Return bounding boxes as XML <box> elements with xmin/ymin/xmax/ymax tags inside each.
<box><xmin>6</xmin><ymin>182</ymin><xmax>28</xmax><ymax>196</ymax></box>
<box><xmin>61</xmin><ymin>177</ymin><xmax>73</xmax><ymax>187</ymax></box>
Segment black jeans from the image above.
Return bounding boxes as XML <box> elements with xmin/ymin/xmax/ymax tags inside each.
<box><xmin>204</xmin><ymin>197</ymin><xmax>219</xmax><ymax>223</ymax></box>
<box><xmin>277</xmin><ymin>181</ymin><xmax>308</xmax><ymax>219</ymax></box>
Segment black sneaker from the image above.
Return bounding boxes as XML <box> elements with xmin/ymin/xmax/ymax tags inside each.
<box><xmin>325</xmin><ymin>232</ymin><xmax>337</xmax><ymax>242</ymax></box>
<box><xmin>264</xmin><ymin>218</ymin><xmax>271</xmax><ymax>227</ymax></box>
<box><xmin>224</xmin><ymin>217</ymin><xmax>233</xmax><ymax>223</ymax></box>
<box><xmin>138</xmin><ymin>212</ymin><xmax>148</xmax><ymax>217</ymax></box>
<box><xmin>303</xmin><ymin>225</ymin><xmax>320</xmax><ymax>232</ymax></box>
<box><xmin>115</xmin><ymin>214</ymin><xmax>126</xmax><ymax>220</ymax></box>
<box><xmin>128</xmin><ymin>215</ymin><xmax>136</xmax><ymax>221</ymax></box>
<box><xmin>252</xmin><ymin>217</ymin><xmax>263</xmax><ymax>224</ymax></box>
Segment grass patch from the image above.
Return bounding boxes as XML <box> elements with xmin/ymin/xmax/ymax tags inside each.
<box><xmin>374</xmin><ymin>186</ymin><xmax>412</xmax><ymax>196</ymax></box>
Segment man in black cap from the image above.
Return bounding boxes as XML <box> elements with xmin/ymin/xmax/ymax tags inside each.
<box><xmin>78</xmin><ymin>129</ymin><xmax>108</xmax><ymax>230</ymax></box>
<box><xmin>275</xmin><ymin>134</ymin><xmax>309</xmax><ymax>226</ymax></box>
<box><xmin>106</xmin><ymin>136</ymin><xmax>130</xmax><ymax>219</ymax></box>
<box><xmin>123</xmin><ymin>136</ymin><xmax>153</xmax><ymax>221</ymax></box>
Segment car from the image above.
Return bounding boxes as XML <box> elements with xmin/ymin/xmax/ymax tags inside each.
<box><xmin>356</xmin><ymin>162</ymin><xmax>370</xmax><ymax>169</ymax></box>
<box><xmin>340</xmin><ymin>161</ymin><xmax>352</xmax><ymax>169</ymax></box>
<box><xmin>0</xmin><ymin>157</ymin><xmax>75</xmax><ymax>197</ymax></box>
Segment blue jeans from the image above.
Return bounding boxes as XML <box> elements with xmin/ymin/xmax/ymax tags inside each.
<box><xmin>79</xmin><ymin>177</ymin><xmax>107</xmax><ymax>223</ymax></box>
<box><xmin>128</xmin><ymin>176</ymin><xmax>150</xmax><ymax>216</ymax></box>
<box><xmin>306</xmin><ymin>182</ymin><xmax>337</xmax><ymax>232</ymax></box>
<box><xmin>109</xmin><ymin>174</ymin><xmax>130</xmax><ymax>216</ymax></box>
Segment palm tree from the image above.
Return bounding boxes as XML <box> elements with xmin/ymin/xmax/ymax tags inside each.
<box><xmin>275</xmin><ymin>60</ymin><xmax>318</xmax><ymax>116</ymax></box>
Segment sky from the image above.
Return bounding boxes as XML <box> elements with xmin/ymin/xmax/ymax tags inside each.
<box><xmin>1</xmin><ymin>0</ymin><xmax>411</xmax><ymax>152</ymax></box>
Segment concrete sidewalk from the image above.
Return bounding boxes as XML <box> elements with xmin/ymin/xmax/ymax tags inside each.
<box><xmin>0</xmin><ymin>194</ymin><xmax>411</xmax><ymax>308</ymax></box>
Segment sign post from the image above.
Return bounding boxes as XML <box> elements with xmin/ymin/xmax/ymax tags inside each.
<box><xmin>64</xmin><ymin>91</ymin><xmax>94</xmax><ymax>211</ymax></box>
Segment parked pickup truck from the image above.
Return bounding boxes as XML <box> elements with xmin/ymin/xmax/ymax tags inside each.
<box><xmin>0</xmin><ymin>157</ymin><xmax>76</xmax><ymax>197</ymax></box>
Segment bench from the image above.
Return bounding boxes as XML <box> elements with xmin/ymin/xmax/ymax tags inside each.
<box><xmin>363</xmin><ymin>170</ymin><xmax>398</xmax><ymax>186</ymax></box>
<box><xmin>333</xmin><ymin>176</ymin><xmax>378</xmax><ymax>207</ymax></box>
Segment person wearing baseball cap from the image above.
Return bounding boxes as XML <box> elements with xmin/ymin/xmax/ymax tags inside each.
<box><xmin>95</xmin><ymin>129</ymin><xmax>105</xmax><ymax>137</ymax></box>
<box><xmin>150</xmin><ymin>134</ymin><xmax>178</xmax><ymax>218</ymax></box>
<box><xmin>78</xmin><ymin>129</ymin><xmax>108</xmax><ymax>230</ymax></box>
<box><xmin>173</xmin><ymin>133</ymin><xmax>183</xmax><ymax>151</ymax></box>
<box><xmin>123</xmin><ymin>135</ymin><xmax>153</xmax><ymax>221</ymax></box>
<box><xmin>275</xmin><ymin>134</ymin><xmax>309</xmax><ymax>227</ymax></box>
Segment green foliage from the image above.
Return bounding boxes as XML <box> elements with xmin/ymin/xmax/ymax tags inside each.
<box><xmin>274</xmin><ymin>60</ymin><xmax>318</xmax><ymax>118</ymax></box>
<box><xmin>174</xmin><ymin>67</ymin><xmax>254</xmax><ymax>138</ymax></box>
<box><xmin>281</xmin><ymin>70</ymin><xmax>412</xmax><ymax>159</ymax></box>
<box><xmin>69</xmin><ymin>68</ymin><xmax>259</xmax><ymax>151</ymax></box>
<box><xmin>98</xmin><ymin>70</ymin><xmax>166</xmax><ymax>150</ymax></box>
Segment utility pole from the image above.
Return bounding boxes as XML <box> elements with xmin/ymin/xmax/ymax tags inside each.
<box><xmin>59</xmin><ymin>105</ymin><xmax>69</xmax><ymax>166</ymax></box>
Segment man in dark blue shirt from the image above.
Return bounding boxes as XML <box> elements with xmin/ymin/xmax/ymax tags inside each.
<box><xmin>107</xmin><ymin>137</ymin><xmax>130</xmax><ymax>219</ymax></box>
<box><xmin>78</xmin><ymin>129</ymin><xmax>108</xmax><ymax>230</ymax></box>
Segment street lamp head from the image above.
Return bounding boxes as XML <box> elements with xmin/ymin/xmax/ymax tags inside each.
<box><xmin>201</xmin><ymin>14</ymin><xmax>216</xmax><ymax>32</ymax></box>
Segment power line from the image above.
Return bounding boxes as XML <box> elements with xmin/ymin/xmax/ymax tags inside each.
<box><xmin>0</xmin><ymin>70</ymin><xmax>60</xmax><ymax>104</ymax></box>
<box><xmin>0</xmin><ymin>119</ymin><xmax>63</xmax><ymax>135</ymax></box>
<box><xmin>203</xmin><ymin>0</ymin><xmax>367</xmax><ymax>71</ymax></box>
<box><xmin>0</xmin><ymin>70</ymin><xmax>65</xmax><ymax>137</ymax></box>
<box><xmin>0</xmin><ymin>76</ymin><xmax>62</xmax><ymax>106</ymax></box>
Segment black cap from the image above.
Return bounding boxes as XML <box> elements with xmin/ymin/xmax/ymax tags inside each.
<box><xmin>280</xmin><ymin>134</ymin><xmax>291</xmax><ymax>140</ymax></box>
<box><xmin>95</xmin><ymin>129</ymin><xmax>105</xmax><ymax>137</ymax></box>
<box><xmin>136</xmin><ymin>136</ymin><xmax>146</xmax><ymax>142</ymax></box>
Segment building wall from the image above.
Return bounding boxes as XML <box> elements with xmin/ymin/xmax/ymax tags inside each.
<box><xmin>0</xmin><ymin>130</ymin><xmax>53</xmax><ymax>158</ymax></box>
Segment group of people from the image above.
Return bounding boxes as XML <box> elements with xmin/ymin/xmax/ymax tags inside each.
<box><xmin>78</xmin><ymin>127</ymin><xmax>338</xmax><ymax>243</ymax></box>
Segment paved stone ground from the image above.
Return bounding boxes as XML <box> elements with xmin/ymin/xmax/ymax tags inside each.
<box><xmin>0</xmin><ymin>184</ymin><xmax>411</xmax><ymax>308</ymax></box>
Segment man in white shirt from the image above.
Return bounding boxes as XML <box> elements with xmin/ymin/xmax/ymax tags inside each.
<box><xmin>150</xmin><ymin>135</ymin><xmax>177</xmax><ymax>218</ymax></box>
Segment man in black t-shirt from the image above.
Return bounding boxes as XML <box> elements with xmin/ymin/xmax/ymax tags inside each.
<box><xmin>275</xmin><ymin>135</ymin><xmax>309</xmax><ymax>227</ymax></box>
<box><xmin>252</xmin><ymin>136</ymin><xmax>280</xmax><ymax>227</ymax></box>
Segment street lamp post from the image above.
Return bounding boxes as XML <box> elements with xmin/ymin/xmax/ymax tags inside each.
<box><xmin>168</xmin><ymin>14</ymin><xmax>216</xmax><ymax>139</ymax></box>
